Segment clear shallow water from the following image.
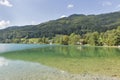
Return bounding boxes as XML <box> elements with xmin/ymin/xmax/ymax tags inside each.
<box><xmin>0</xmin><ymin>57</ymin><xmax>68</xmax><ymax>80</ymax></box>
<box><xmin>0</xmin><ymin>44</ymin><xmax>120</xmax><ymax>80</ymax></box>
<box><xmin>0</xmin><ymin>57</ymin><xmax>69</xmax><ymax>80</ymax></box>
<box><xmin>0</xmin><ymin>57</ymin><xmax>119</xmax><ymax>80</ymax></box>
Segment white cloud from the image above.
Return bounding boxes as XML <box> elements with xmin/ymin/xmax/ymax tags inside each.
<box><xmin>67</xmin><ymin>4</ymin><xmax>74</xmax><ymax>9</ymax></box>
<box><xmin>0</xmin><ymin>0</ymin><xmax>13</xmax><ymax>7</ymax></box>
<box><xmin>102</xmin><ymin>1</ymin><xmax>112</xmax><ymax>6</ymax></box>
<box><xmin>60</xmin><ymin>15</ymin><xmax>66</xmax><ymax>18</ymax></box>
<box><xmin>0</xmin><ymin>20</ymin><xmax>10</xmax><ymax>29</ymax></box>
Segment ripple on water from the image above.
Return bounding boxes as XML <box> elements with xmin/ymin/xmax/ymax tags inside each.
<box><xmin>0</xmin><ymin>58</ymin><xmax>119</xmax><ymax>80</ymax></box>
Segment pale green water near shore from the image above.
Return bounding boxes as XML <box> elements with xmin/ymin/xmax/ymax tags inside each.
<box><xmin>0</xmin><ymin>44</ymin><xmax>120</xmax><ymax>80</ymax></box>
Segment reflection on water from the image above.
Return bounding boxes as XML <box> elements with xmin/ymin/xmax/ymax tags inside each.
<box><xmin>0</xmin><ymin>44</ymin><xmax>49</xmax><ymax>53</ymax></box>
<box><xmin>0</xmin><ymin>57</ymin><xmax>119</xmax><ymax>80</ymax></box>
<box><xmin>33</xmin><ymin>45</ymin><xmax>120</xmax><ymax>58</ymax></box>
<box><xmin>0</xmin><ymin>57</ymin><xmax>70</xmax><ymax>80</ymax></box>
<box><xmin>0</xmin><ymin>57</ymin><xmax>8</xmax><ymax>67</ymax></box>
<box><xmin>0</xmin><ymin>44</ymin><xmax>120</xmax><ymax>80</ymax></box>
<box><xmin>1</xmin><ymin>44</ymin><xmax>119</xmax><ymax>58</ymax></box>
<box><xmin>59</xmin><ymin>46</ymin><xmax>120</xmax><ymax>58</ymax></box>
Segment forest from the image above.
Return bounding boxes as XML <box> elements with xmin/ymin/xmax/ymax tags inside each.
<box><xmin>0</xmin><ymin>11</ymin><xmax>120</xmax><ymax>46</ymax></box>
<box><xmin>1</xmin><ymin>26</ymin><xmax>119</xmax><ymax>46</ymax></box>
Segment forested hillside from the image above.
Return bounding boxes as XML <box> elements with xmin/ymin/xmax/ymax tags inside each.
<box><xmin>0</xmin><ymin>11</ymin><xmax>120</xmax><ymax>45</ymax></box>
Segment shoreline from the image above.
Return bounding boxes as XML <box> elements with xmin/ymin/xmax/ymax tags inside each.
<box><xmin>81</xmin><ymin>44</ymin><xmax>120</xmax><ymax>48</ymax></box>
<box><xmin>0</xmin><ymin>43</ymin><xmax>120</xmax><ymax>48</ymax></box>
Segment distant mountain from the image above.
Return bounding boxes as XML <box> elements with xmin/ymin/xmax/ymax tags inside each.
<box><xmin>0</xmin><ymin>11</ymin><xmax>120</xmax><ymax>40</ymax></box>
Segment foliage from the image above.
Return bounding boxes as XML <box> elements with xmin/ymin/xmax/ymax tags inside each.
<box><xmin>0</xmin><ymin>12</ymin><xmax>120</xmax><ymax>46</ymax></box>
<box><xmin>0</xmin><ymin>12</ymin><xmax>120</xmax><ymax>40</ymax></box>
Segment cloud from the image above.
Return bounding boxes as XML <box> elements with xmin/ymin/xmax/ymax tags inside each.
<box><xmin>67</xmin><ymin>4</ymin><xmax>74</xmax><ymax>9</ymax></box>
<box><xmin>102</xmin><ymin>1</ymin><xmax>112</xmax><ymax>6</ymax></box>
<box><xmin>60</xmin><ymin>15</ymin><xmax>66</xmax><ymax>18</ymax></box>
<box><xmin>0</xmin><ymin>0</ymin><xmax>13</xmax><ymax>7</ymax></box>
<box><xmin>0</xmin><ymin>20</ymin><xmax>10</xmax><ymax>29</ymax></box>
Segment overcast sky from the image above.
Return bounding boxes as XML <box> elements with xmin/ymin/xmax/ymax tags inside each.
<box><xmin>0</xmin><ymin>0</ymin><xmax>120</xmax><ymax>29</ymax></box>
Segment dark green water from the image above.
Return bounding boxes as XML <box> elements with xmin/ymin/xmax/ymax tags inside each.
<box><xmin>0</xmin><ymin>44</ymin><xmax>120</xmax><ymax>80</ymax></box>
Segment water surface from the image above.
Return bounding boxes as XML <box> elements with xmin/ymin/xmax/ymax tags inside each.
<box><xmin>0</xmin><ymin>43</ymin><xmax>48</xmax><ymax>53</ymax></box>
<box><xmin>0</xmin><ymin>44</ymin><xmax>120</xmax><ymax>80</ymax></box>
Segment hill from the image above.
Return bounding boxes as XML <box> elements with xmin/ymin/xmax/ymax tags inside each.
<box><xmin>0</xmin><ymin>11</ymin><xmax>120</xmax><ymax>40</ymax></box>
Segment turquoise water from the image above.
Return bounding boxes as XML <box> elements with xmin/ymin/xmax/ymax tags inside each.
<box><xmin>0</xmin><ymin>44</ymin><xmax>120</xmax><ymax>80</ymax></box>
<box><xmin>0</xmin><ymin>43</ymin><xmax>49</xmax><ymax>53</ymax></box>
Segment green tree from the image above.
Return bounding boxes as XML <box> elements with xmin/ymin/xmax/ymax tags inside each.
<box><xmin>69</xmin><ymin>33</ymin><xmax>80</xmax><ymax>45</ymax></box>
<box><xmin>88</xmin><ymin>32</ymin><xmax>99</xmax><ymax>46</ymax></box>
<box><xmin>61</xmin><ymin>35</ymin><xmax>69</xmax><ymax>45</ymax></box>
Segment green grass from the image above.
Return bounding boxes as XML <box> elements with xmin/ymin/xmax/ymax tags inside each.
<box><xmin>0</xmin><ymin>45</ymin><xmax>120</xmax><ymax>77</ymax></box>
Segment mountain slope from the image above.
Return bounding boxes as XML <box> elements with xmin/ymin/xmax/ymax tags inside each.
<box><xmin>0</xmin><ymin>11</ymin><xmax>120</xmax><ymax>40</ymax></box>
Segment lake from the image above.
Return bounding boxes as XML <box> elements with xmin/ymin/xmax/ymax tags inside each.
<box><xmin>0</xmin><ymin>43</ymin><xmax>48</xmax><ymax>53</ymax></box>
<box><xmin>0</xmin><ymin>44</ymin><xmax>120</xmax><ymax>80</ymax></box>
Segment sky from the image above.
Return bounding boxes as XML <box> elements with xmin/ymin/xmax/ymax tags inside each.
<box><xmin>0</xmin><ymin>0</ymin><xmax>120</xmax><ymax>29</ymax></box>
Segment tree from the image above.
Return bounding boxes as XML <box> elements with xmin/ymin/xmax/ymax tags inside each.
<box><xmin>87</xmin><ymin>32</ymin><xmax>99</xmax><ymax>46</ymax></box>
<box><xmin>114</xmin><ymin>27</ymin><xmax>120</xmax><ymax>45</ymax></box>
<box><xmin>69</xmin><ymin>33</ymin><xmax>80</xmax><ymax>45</ymax></box>
<box><xmin>61</xmin><ymin>35</ymin><xmax>69</xmax><ymax>45</ymax></box>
